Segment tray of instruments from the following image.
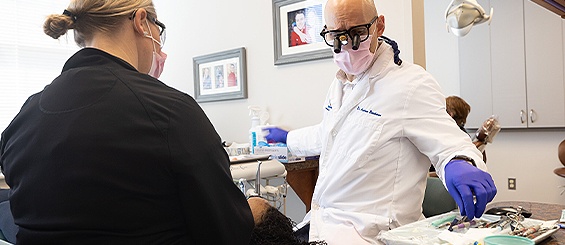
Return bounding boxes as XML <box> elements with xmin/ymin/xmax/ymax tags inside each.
<box><xmin>377</xmin><ymin>211</ymin><xmax>560</xmax><ymax>245</ymax></box>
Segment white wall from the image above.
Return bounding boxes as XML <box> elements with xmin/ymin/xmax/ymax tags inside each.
<box><xmin>486</xmin><ymin>130</ymin><xmax>565</xmax><ymax>204</ymax></box>
<box><xmin>154</xmin><ymin>0</ymin><xmax>565</xmax><ymax>222</ymax></box>
<box><xmin>423</xmin><ymin>0</ymin><xmax>460</xmax><ymax>96</ymax></box>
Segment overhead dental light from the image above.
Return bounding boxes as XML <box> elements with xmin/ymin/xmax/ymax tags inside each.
<box><xmin>445</xmin><ymin>0</ymin><xmax>493</xmax><ymax>37</ymax></box>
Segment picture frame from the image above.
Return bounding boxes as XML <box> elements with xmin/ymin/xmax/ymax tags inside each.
<box><xmin>193</xmin><ymin>47</ymin><xmax>247</xmax><ymax>103</ymax></box>
<box><xmin>272</xmin><ymin>0</ymin><xmax>332</xmax><ymax>65</ymax></box>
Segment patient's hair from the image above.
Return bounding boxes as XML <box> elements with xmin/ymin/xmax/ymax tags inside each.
<box><xmin>446</xmin><ymin>96</ymin><xmax>471</xmax><ymax>128</ymax></box>
<box><xmin>249</xmin><ymin>205</ymin><xmax>308</xmax><ymax>245</ymax></box>
<box><xmin>43</xmin><ymin>0</ymin><xmax>157</xmax><ymax>47</ymax></box>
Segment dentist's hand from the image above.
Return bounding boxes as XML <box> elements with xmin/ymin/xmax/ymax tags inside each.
<box><xmin>444</xmin><ymin>159</ymin><xmax>497</xmax><ymax>219</ymax></box>
<box><xmin>265</xmin><ymin>127</ymin><xmax>288</xmax><ymax>144</ymax></box>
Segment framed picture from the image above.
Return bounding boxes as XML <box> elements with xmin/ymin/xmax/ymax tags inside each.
<box><xmin>272</xmin><ymin>0</ymin><xmax>332</xmax><ymax>65</ymax></box>
<box><xmin>193</xmin><ymin>48</ymin><xmax>247</xmax><ymax>103</ymax></box>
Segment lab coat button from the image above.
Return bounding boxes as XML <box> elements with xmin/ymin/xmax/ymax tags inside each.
<box><xmin>331</xmin><ymin>130</ymin><xmax>337</xmax><ymax>137</ymax></box>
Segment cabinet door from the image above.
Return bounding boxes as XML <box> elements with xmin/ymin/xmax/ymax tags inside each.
<box><xmin>459</xmin><ymin>0</ymin><xmax>493</xmax><ymax>128</ymax></box>
<box><xmin>490</xmin><ymin>0</ymin><xmax>528</xmax><ymax>128</ymax></box>
<box><xmin>524</xmin><ymin>0</ymin><xmax>565</xmax><ymax>127</ymax></box>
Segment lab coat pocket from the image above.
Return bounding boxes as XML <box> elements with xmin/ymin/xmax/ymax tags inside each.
<box><xmin>341</xmin><ymin>113</ymin><xmax>384</xmax><ymax>169</ymax></box>
<box><xmin>322</xmin><ymin>208</ymin><xmax>390</xmax><ymax>244</ymax></box>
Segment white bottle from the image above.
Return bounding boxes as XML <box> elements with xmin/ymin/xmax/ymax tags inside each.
<box><xmin>248</xmin><ymin>106</ymin><xmax>263</xmax><ymax>154</ymax></box>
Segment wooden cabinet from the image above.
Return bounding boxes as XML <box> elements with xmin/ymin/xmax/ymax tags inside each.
<box><xmin>284</xmin><ymin>159</ymin><xmax>319</xmax><ymax>212</ymax></box>
<box><xmin>460</xmin><ymin>0</ymin><xmax>565</xmax><ymax>128</ymax></box>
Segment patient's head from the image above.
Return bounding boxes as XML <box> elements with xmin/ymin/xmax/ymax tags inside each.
<box><xmin>446</xmin><ymin>96</ymin><xmax>471</xmax><ymax>128</ymax></box>
<box><xmin>248</xmin><ymin>197</ymin><xmax>308</xmax><ymax>245</ymax></box>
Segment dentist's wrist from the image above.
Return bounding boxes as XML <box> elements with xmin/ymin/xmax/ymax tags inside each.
<box><xmin>451</xmin><ymin>155</ymin><xmax>476</xmax><ymax>167</ymax></box>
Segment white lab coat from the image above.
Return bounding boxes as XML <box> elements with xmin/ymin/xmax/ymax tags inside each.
<box><xmin>287</xmin><ymin>42</ymin><xmax>487</xmax><ymax>244</ymax></box>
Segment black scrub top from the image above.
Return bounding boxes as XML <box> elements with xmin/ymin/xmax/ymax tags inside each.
<box><xmin>0</xmin><ymin>48</ymin><xmax>253</xmax><ymax>244</ymax></box>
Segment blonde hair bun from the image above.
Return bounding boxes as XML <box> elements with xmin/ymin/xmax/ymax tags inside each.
<box><xmin>43</xmin><ymin>14</ymin><xmax>74</xmax><ymax>39</ymax></box>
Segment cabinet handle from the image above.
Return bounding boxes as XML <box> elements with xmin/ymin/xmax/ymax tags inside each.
<box><xmin>529</xmin><ymin>109</ymin><xmax>535</xmax><ymax>123</ymax></box>
<box><xmin>520</xmin><ymin>110</ymin><xmax>526</xmax><ymax>124</ymax></box>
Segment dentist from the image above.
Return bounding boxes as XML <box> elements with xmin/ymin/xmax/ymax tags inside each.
<box><xmin>266</xmin><ymin>0</ymin><xmax>497</xmax><ymax>243</ymax></box>
<box><xmin>0</xmin><ymin>0</ymin><xmax>253</xmax><ymax>244</ymax></box>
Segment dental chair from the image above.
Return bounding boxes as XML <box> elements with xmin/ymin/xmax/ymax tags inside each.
<box><xmin>422</xmin><ymin>177</ymin><xmax>457</xmax><ymax>218</ymax></box>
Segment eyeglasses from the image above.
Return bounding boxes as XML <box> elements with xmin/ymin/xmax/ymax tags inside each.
<box><xmin>129</xmin><ymin>9</ymin><xmax>166</xmax><ymax>48</ymax></box>
<box><xmin>319</xmin><ymin>16</ymin><xmax>378</xmax><ymax>47</ymax></box>
<box><xmin>149</xmin><ymin>16</ymin><xmax>166</xmax><ymax>47</ymax></box>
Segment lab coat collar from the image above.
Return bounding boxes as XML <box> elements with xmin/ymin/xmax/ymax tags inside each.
<box><xmin>366</xmin><ymin>41</ymin><xmax>395</xmax><ymax>80</ymax></box>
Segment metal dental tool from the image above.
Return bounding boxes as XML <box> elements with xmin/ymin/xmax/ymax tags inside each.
<box><xmin>253</xmin><ymin>160</ymin><xmax>262</xmax><ymax>196</ymax></box>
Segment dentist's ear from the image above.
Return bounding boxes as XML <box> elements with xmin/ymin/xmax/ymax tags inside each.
<box><xmin>376</xmin><ymin>15</ymin><xmax>385</xmax><ymax>37</ymax></box>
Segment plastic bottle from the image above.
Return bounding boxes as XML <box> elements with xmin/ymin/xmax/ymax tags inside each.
<box><xmin>248</xmin><ymin>106</ymin><xmax>266</xmax><ymax>154</ymax></box>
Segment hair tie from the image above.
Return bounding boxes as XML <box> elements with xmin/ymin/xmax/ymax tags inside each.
<box><xmin>62</xmin><ymin>9</ymin><xmax>77</xmax><ymax>22</ymax></box>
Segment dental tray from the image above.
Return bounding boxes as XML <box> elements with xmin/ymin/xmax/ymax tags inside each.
<box><xmin>229</xmin><ymin>154</ymin><xmax>271</xmax><ymax>164</ymax></box>
<box><xmin>377</xmin><ymin>212</ymin><xmax>559</xmax><ymax>245</ymax></box>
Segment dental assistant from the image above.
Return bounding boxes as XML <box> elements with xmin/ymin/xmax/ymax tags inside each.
<box><xmin>266</xmin><ymin>0</ymin><xmax>497</xmax><ymax>243</ymax></box>
<box><xmin>0</xmin><ymin>0</ymin><xmax>253</xmax><ymax>244</ymax></box>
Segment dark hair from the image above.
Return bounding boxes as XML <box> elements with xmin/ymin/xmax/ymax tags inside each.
<box><xmin>446</xmin><ymin>96</ymin><xmax>471</xmax><ymax>127</ymax></box>
<box><xmin>294</xmin><ymin>10</ymin><xmax>305</xmax><ymax>20</ymax></box>
<box><xmin>250</xmin><ymin>206</ymin><xmax>308</xmax><ymax>245</ymax></box>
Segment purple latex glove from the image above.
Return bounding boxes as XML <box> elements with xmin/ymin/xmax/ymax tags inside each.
<box><xmin>265</xmin><ymin>127</ymin><xmax>288</xmax><ymax>144</ymax></box>
<box><xmin>445</xmin><ymin>159</ymin><xmax>497</xmax><ymax>219</ymax></box>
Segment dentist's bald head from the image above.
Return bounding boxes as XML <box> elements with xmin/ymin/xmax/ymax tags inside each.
<box><xmin>324</xmin><ymin>0</ymin><xmax>385</xmax><ymax>52</ymax></box>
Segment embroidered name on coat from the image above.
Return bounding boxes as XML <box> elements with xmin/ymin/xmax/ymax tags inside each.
<box><xmin>357</xmin><ymin>106</ymin><xmax>381</xmax><ymax>117</ymax></box>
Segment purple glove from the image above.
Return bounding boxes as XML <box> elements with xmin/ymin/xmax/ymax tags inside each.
<box><xmin>445</xmin><ymin>159</ymin><xmax>497</xmax><ymax>219</ymax></box>
<box><xmin>265</xmin><ymin>127</ymin><xmax>288</xmax><ymax>144</ymax></box>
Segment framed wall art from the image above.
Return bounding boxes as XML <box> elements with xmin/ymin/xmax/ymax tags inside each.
<box><xmin>193</xmin><ymin>47</ymin><xmax>247</xmax><ymax>103</ymax></box>
<box><xmin>272</xmin><ymin>0</ymin><xmax>332</xmax><ymax>65</ymax></box>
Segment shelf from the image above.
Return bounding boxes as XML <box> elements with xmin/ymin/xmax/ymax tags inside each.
<box><xmin>531</xmin><ymin>0</ymin><xmax>565</xmax><ymax>18</ymax></box>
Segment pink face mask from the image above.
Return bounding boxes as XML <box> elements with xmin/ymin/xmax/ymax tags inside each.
<box><xmin>145</xmin><ymin>19</ymin><xmax>167</xmax><ymax>79</ymax></box>
<box><xmin>333</xmin><ymin>36</ymin><xmax>375</xmax><ymax>76</ymax></box>
<box><xmin>148</xmin><ymin>50</ymin><xmax>167</xmax><ymax>79</ymax></box>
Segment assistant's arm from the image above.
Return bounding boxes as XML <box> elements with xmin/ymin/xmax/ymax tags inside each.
<box><xmin>169</xmin><ymin>95</ymin><xmax>254</xmax><ymax>244</ymax></box>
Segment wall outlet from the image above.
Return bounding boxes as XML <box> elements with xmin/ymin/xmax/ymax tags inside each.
<box><xmin>508</xmin><ymin>178</ymin><xmax>516</xmax><ymax>190</ymax></box>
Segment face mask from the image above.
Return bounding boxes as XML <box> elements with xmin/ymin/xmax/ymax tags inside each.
<box><xmin>148</xmin><ymin>50</ymin><xmax>167</xmax><ymax>79</ymax></box>
<box><xmin>145</xmin><ymin>19</ymin><xmax>167</xmax><ymax>78</ymax></box>
<box><xmin>333</xmin><ymin>36</ymin><xmax>375</xmax><ymax>75</ymax></box>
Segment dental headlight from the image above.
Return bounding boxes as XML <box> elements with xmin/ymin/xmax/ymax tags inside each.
<box><xmin>445</xmin><ymin>0</ymin><xmax>493</xmax><ymax>37</ymax></box>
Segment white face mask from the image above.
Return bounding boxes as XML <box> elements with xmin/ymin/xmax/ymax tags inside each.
<box><xmin>145</xmin><ymin>19</ymin><xmax>167</xmax><ymax>79</ymax></box>
<box><xmin>333</xmin><ymin>36</ymin><xmax>375</xmax><ymax>76</ymax></box>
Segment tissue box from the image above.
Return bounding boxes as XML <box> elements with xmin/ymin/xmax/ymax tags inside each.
<box><xmin>253</xmin><ymin>146</ymin><xmax>304</xmax><ymax>163</ymax></box>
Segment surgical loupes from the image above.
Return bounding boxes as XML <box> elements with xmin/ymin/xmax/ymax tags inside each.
<box><xmin>333</xmin><ymin>34</ymin><xmax>349</xmax><ymax>53</ymax></box>
<box><xmin>351</xmin><ymin>34</ymin><xmax>361</xmax><ymax>50</ymax></box>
